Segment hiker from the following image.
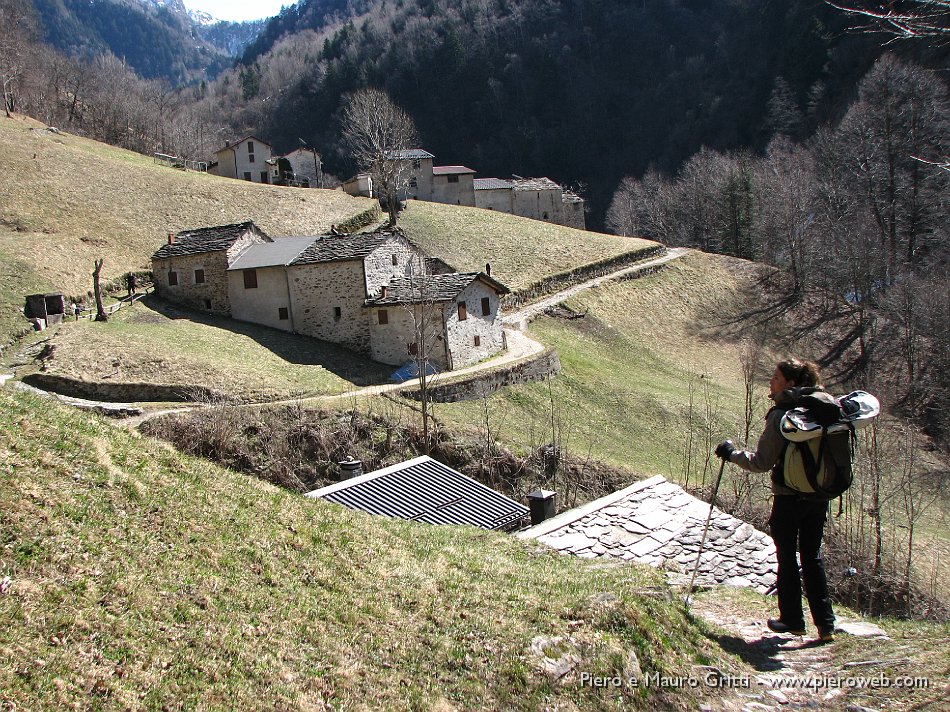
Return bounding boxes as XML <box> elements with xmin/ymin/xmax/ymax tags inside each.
<box><xmin>126</xmin><ymin>272</ymin><xmax>137</xmax><ymax>297</ymax></box>
<box><xmin>715</xmin><ymin>359</ymin><xmax>836</xmax><ymax>642</ymax></box>
<box><xmin>72</xmin><ymin>301</ymin><xmax>81</xmax><ymax>320</ymax></box>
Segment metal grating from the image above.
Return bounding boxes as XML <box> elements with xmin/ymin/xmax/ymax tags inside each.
<box><xmin>306</xmin><ymin>456</ymin><xmax>528</xmax><ymax>531</ymax></box>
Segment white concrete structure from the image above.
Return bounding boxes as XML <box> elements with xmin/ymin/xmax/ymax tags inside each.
<box><xmin>209</xmin><ymin>136</ymin><xmax>275</xmax><ymax>184</ymax></box>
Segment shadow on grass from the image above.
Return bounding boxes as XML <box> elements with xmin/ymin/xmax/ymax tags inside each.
<box><xmin>140</xmin><ymin>294</ymin><xmax>393</xmax><ymax>387</ymax></box>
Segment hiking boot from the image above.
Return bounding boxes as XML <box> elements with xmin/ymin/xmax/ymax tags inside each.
<box><xmin>818</xmin><ymin>627</ymin><xmax>836</xmax><ymax>643</ymax></box>
<box><xmin>767</xmin><ymin>618</ymin><xmax>806</xmax><ymax>636</ymax></box>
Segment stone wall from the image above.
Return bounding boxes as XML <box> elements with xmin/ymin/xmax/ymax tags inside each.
<box><xmin>442</xmin><ymin>281</ymin><xmax>506</xmax><ymax>369</ymax></box>
<box><xmin>362</xmin><ymin>238</ymin><xmax>420</xmax><ymax>297</ymax></box>
<box><xmin>22</xmin><ymin>373</ymin><xmax>229</xmax><ymax>403</ymax></box>
<box><xmin>289</xmin><ymin>261</ymin><xmax>371</xmax><ymax>351</ymax></box>
<box><xmin>404</xmin><ymin>348</ymin><xmax>561</xmax><ymax>403</ymax></box>
<box><xmin>431</xmin><ymin>174</ymin><xmax>476</xmax><ymax>206</ymax></box>
<box><xmin>474</xmin><ymin>188</ymin><xmax>513</xmax><ymax>213</ymax></box>
<box><xmin>153</xmin><ymin>251</ymin><xmax>231</xmax><ymax>315</ymax></box>
<box><xmin>367</xmin><ymin>303</ymin><xmax>449</xmax><ymax>368</ymax></box>
<box><xmin>513</xmin><ymin>188</ymin><xmax>562</xmax><ymax>223</ymax></box>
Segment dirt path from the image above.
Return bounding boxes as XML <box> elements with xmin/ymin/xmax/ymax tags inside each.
<box><xmin>6</xmin><ymin>248</ymin><xmax>689</xmax><ymax>426</ymax></box>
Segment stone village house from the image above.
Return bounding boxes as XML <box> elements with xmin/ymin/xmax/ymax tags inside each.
<box><xmin>151</xmin><ymin>223</ymin><xmax>509</xmax><ymax>371</ymax></box>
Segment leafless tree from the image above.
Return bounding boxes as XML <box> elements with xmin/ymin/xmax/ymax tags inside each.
<box><xmin>827</xmin><ymin>1</ymin><xmax>950</xmax><ymax>45</ymax></box>
<box><xmin>341</xmin><ymin>88</ymin><xmax>419</xmax><ymax>225</ymax></box>
<box><xmin>0</xmin><ymin>0</ymin><xmax>36</xmax><ymax>117</ymax></box>
<box><xmin>92</xmin><ymin>259</ymin><xmax>108</xmax><ymax>322</ymax></box>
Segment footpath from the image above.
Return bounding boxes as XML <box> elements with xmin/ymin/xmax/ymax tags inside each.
<box><xmin>4</xmin><ymin>247</ymin><xmax>690</xmax><ymax>425</ymax></box>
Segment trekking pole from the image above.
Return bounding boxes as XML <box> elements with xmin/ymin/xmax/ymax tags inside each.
<box><xmin>684</xmin><ymin>457</ymin><xmax>727</xmax><ymax>606</ymax></box>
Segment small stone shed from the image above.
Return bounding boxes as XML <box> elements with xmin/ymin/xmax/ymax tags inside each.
<box><xmin>364</xmin><ymin>272</ymin><xmax>510</xmax><ymax>369</ymax></box>
<box><xmin>519</xmin><ymin>475</ymin><xmax>778</xmax><ymax>593</ymax></box>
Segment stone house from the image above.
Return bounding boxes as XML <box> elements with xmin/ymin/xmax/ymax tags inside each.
<box><xmin>152</xmin><ymin>222</ymin><xmax>272</xmax><ymax>314</ymax></box>
<box><xmin>342</xmin><ymin>173</ymin><xmax>373</xmax><ymax>198</ymax></box>
<box><xmin>474</xmin><ymin>176</ymin><xmax>586</xmax><ymax>229</ymax></box>
<box><xmin>278</xmin><ymin>147</ymin><xmax>323</xmax><ymax>186</ymax></box>
<box><xmin>364</xmin><ymin>272</ymin><xmax>509</xmax><ymax>370</ymax></box>
<box><xmin>151</xmin><ymin>223</ymin><xmax>509</xmax><ymax>371</ymax></box>
<box><xmin>209</xmin><ymin>136</ymin><xmax>276</xmax><ymax>184</ymax></box>
<box><xmin>431</xmin><ymin>166</ymin><xmax>476</xmax><ymax>206</ymax></box>
<box><xmin>391</xmin><ymin>149</ymin><xmax>435</xmax><ymax>200</ymax></box>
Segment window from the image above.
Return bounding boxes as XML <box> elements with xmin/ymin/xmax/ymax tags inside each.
<box><xmin>392</xmin><ymin>254</ymin><xmax>398</xmax><ymax>266</ymax></box>
<box><xmin>447</xmin><ymin>174</ymin><xmax>459</xmax><ymax>183</ymax></box>
<box><xmin>243</xmin><ymin>172</ymin><xmax>252</xmax><ymax>181</ymax></box>
<box><xmin>168</xmin><ymin>271</ymin><xmax>178</xmax><ymax>286</ymax></box>
<box><xmin>260</xmin><ymin>171</ymin><xmax>268</xmax><ymax>183</ymax></box>
<box><xmin>247</xmin><ymin>141</ymin><xmax>254</xmax><ymax>153</ymax></box>
<box><xmin>248</xmin><ymin>153</ymin><xmax>256</xmax><ymax>164</ymax></box>
<box><xmin>204</xmin><ymin>299</ymin><xmax>212</xmax><ymax>310</ymax></box>
<box><xmin>458</xmin><ymin>301</ymin><xmax>467</xmax><ymax>321</ymax></box>
<box><xmin>481</xmin><ymin>297</ymin><xmax>491</xmax><ymax>316</ymax></box>
<box><xmin>378</xmin><ymin>309</ymin><xmax>388</xmax><ymax>325</ymax></box>
<box><xmin>408</xmin><ymin>342</ymin><xmax>418</xmax><ymax>356</ymax></box>
<box><xmin>334</xmin><ymin>306</ymin><xmax>342</xmax><ymax>321</ymax></box>
<box><xmin>194</xmin><ymin>269</ymin><xmax>205</xmax><ymax>284</ymax></box>
<box><xmin>243</xmin><ymin>269</ymin><xmax>258</xmax><ymax>289</ymax></box>
<box><xmin>278</xmin><ymin>307</ymin><xmax>289</xmax><ymax>320</ymax></box>
<box><xmin>412</xmin><ymin>158</ymin><xmax>421</xmax><ymax>169</ymax></box>
<box><xmin>474</xmin><ymin>335</ymin><xmax>481</xmax><ymax>347</ymax></box>
<box><xmin>409</xmin><ymin>177</ymin><xmax>418</xmax><ymax>188</ymax></box>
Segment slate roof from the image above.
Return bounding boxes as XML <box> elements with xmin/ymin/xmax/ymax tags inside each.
<box><xmin>474</xmin><ymin>178</ymin><xmax>514</xmax><ymax>191</ymax></box>
<box><xmin>433</xmin><ymin>165</ymin><xmax>476</xmax><ymax>175</ymax></box>
<box><xmin>511</xmin><ymin>177</ymin><xmax>562</xmax><ymax>191</ymax></box>
<box><xmin>152</xmin><ymin>222</ymin><xmax>265</xmax><ymax>260</ymax></box>
<box><xmin>387</xmin><ymin>149</ymin><xmax>435</xmax><ymax>160</ymax></box>
<box><xmin>305</xmin><ymin>455</ymin><xmax>529</xmax><ymax>530</ymax></box>
<box><xmin>518</xmin><ymin>475</ymin><xmax>778</xmax><ymax>593</ymax></box>
<box><xmin>289</xmin><ymin>230</ymin><xmax>401</xmax><ymax>266</ymax></box>
<box><xmin>365</xmin><ymin>272</ymin><xmax>509</xmax><ymax>306</ymax></box>
<box><xmin>228</xmin><ymin>236</ymin><xmax>319</xmax><ymax>270</ymax></box>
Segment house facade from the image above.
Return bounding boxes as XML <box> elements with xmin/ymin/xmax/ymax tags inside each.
<box><xmin>364</xmin><ymin>272</ymin><xmax>509</xmax><ymax>370</ymax></box>
<box><xmin>209</xmin><ymin>137</ymin><xmax>275</xmax><ymax>184</ymax></box>
<box><xmin>279</xmin><ymin>148</ymin><xmax>323</xmax><ymax>186</ymax></box>
<box><xmin>474</xmin><ymin>176</ymin><xmax>586</xmax><ymax>229</ymax></box>
<box><xmin>431</xmin><ymin>166</ymin><xmax>476</xmax><ymax>206</ymax></box>
<box><xmin>152</xmin><ymin>222</ymin><xmax>272</xmax><ymax>314</ymax></box>
<box><xmin>151</xmin><ymin>224</ymin><xmax>508</xmax><ymax>372</ymax></box>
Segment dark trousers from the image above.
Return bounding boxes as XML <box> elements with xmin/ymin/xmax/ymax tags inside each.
<box><xmin>768</xmin><ymin>494</ymin><xmax>835</xmax><ymax>630</ymax></box>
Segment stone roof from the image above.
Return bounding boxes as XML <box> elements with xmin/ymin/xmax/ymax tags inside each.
<box><xmin>562</xmin><ymin>190</ymin><xmax>584</xmax><ymax>204</ymax></box>
<box><xmin>152</xmin><ymin>222</ymin><xmax>266</xmax><ymax>260</ymax></box>
<box><xmin>433</xmin><ymin>165</ymin><xmax>476</xmax><ymax>175</ymax></box>
<box><xmin>474</xmin><ymin>178</ymin><xmax>514</xmax><ymax>191</ymax></box>
<box><xmin>365</xmin><ymin>272</ymin><xmax>509</xmax><ymax>306</ymax></box>
<box><xmin>290</xmin><ymin>230</ymin><xmax>401</xmax><ymax>266</ymax></box>
<box><xmin>305</xmin><ymin>455</ymin><xmax>529</xmax><ymax>531</ymax></box>
<box><xmin>518</xmin><ymin>475</ymin><xmax>777</xmax><ymax>593</ymax></box>
<box><xmin>388</xmin><ymin>149</ymin><xmax>435</xmax><ymax>160</ymax></box>
<box><xmin>228</xmin><ymin>236</ymin><xmax>319</xmax><ymax>270</ymax></box>
<box><xmin>511</xmin><ymin>177</ymin><xmax>562</xmax><ymax>192</ymax></box>
<box><xmin>214</xmin><ymin>135</ymin><xmax>271</xmax><ymax>155</ymax></box>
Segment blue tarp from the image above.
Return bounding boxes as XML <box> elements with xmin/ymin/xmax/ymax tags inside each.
<box><xmin>390</xmin><ymin>360</ymin><xmax>440</xmax><ymax>383</ymax></box>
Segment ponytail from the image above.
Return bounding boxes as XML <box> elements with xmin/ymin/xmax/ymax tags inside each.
<box><xmin>777</xmin><ymin>359</ymin><xmax>822</xmax><ymax>388</ymax></box>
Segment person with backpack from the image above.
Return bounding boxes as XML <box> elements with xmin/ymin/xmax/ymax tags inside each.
<box><xmin>714</xmin><ymin>359</ymin><xmax>836</xmax><ymax>643</ymax></box>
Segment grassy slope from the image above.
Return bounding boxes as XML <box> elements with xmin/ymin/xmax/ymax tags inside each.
<box><xmin>433</xmin><ymin>252</ymin><xmax>762</xmax><ymax>481</ymax></box>
<box><xmin>22</xmin><ymin>297</ymin><xmax>393</xmax><ymax>402</ymax></box>
<box><xmin>398</xmin><ymin>200</ymin><xmax>655</xmax><ymax>290</ymax></box>
<box><xmin>0</xmin><ymin>114</ymin><xmax>374</xmax><ymax>338</ymax></box>
<box><xmin>0</xmin><ymin>388</ymin><xmax>736</xmax><ymax>710</ymax></box>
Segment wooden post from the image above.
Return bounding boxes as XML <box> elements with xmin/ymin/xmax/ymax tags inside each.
<box><xmin>93</xmin><ymin>258</ymin><xmax>108</xmax><ymax>322</ymax></box>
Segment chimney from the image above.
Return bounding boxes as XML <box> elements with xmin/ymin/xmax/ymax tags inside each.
<box><xmin>381</xmin><ymin>286</ymin><xmax>388</xmax><ymax>298</ymax></box>
<box><xmin>167</xmin><ymin>232</ymin><xmax>175</xmax><ymax>245</ymax></box>
<box><xmin>485</xmin><ymin>262</ymin><xmax>491</xmax><ymax>276</ymax></box>
<box><xmin>338</xmin><ymin>458</ymin><xmax>363</xmax><ymax>480</ymax></box>
<box><xmin>526</xmin><ymin>489</ymin><xmax>556</xmax><ymax>525</ymax></box>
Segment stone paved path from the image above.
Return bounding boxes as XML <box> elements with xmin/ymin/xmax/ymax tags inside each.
<box><xmin>519</xmin><ymin>475</ymin><xmax>778</xmax><ymax>593</ymax></box>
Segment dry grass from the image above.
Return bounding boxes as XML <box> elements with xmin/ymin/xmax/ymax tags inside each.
<box><xmin>0</xmin><ymin>114</ymin><xmax>375</xmax><ymax>300</ymax></box>
<box><xmin>24</xmin><ymin>297</ymin><xmax>392</xmax><ymax>402</ymax></box>
<box><xmin>399</xmin><ymin>199</ymin><xmax>656</xmax><ymax>290</ymax></box>
<box><xmin>0</xmin><ymin>388</ymin><xmax>740</xmax><ymax>710</ymax></box>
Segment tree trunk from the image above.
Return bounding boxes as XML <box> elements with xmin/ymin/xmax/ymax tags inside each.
<box><xmin>93</xmin><ymin>258</ymin><xmax>108</xmax><ymax>322</ymax></box>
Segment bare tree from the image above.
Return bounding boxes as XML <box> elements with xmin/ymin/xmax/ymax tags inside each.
<box><xmin>93</xmin><ymin>259</ymin><xmax>108</xmax><ymax>322</ymax></box>
<box><xmin>0</xmin><ymin>0</ymin><xmax>36</xmax><ymax>117</ymax></box>
<box><xmin>827</xmin><ymin>1</ymin><xmax>950</xmax><ymax>45</ymax></box>
<box><xmin>341</xmin><ymin>88</ymin><xmax>419</xmax><ymax>225</ymax></box>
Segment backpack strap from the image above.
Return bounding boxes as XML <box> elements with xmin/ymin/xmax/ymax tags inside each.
<box><xmin>796</xmin><ymin>425</ymin><xmax>831</xmax><ymax>496</ymax></box>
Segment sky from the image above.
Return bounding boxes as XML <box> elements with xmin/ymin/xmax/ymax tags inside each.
<box><xmin>183</xmin><ymin>1</ymin><xmax>291</xmax><ymax>23</ymax></box>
